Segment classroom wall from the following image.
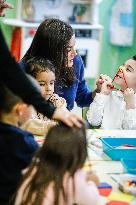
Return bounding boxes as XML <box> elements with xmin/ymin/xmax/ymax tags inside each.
<box><xmin>1</xmin><ymin>0</ymin><xmax>136</xmax><ymax>83</ymax></box>
<box><xmin>0</xmin><ymin>0</ymin><xmax>17</xmax><ymax>46</ymax></box>
<box><xmin>99</xmin><ymin>0</ymin><xmax>136</xmax><ymax>78</ymax></box>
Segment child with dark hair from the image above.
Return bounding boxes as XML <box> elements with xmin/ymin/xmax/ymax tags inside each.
<box><xmin>87</xmin><ymin>55</ymin><xmax>136</xmax><ymax>129</ymax></box>
<box><xmin>22</xmin><ymin>57</ymin><xmax>67</xmax><ymax>135</ymax></box>
<box><xmin>14</xmin><ymin>124</ymin><xmax>100</xmax><ymax>205</ymax></box>
<box><xmin>0</xmin><ymin>84</ymin><xmax>39</xmax><ymax>205</ymax></box>
<box><xmin>26</xmin><ymin>57</ymin><xmax>66</xmax><ymax>108</ymax></box>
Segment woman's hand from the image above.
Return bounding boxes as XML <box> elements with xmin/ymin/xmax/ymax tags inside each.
<box><xmin>52</xmin><ymin>108</ymin><xmax>83</xmax><ymax>128</ymax></box>
<box><xmin>0</xmin><ymin>0</ymin><xmax>13</xmax><ymax>17</ymax></box>
<box><xmin>124</xmin><ymin>88</ymin><xmax>135</xmax><ymax>109</ymax></box>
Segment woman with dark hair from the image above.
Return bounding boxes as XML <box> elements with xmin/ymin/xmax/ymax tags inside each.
<box><xmin>20</xmin><ymin>18</ymin><xmax>101</xmax><ymax>111</ymax></box>
<box><xmin>14</xmin><ymin>124</ymin><xmax>100</xmax><ymax>205</ymax></box>
<box><xmin>0</xmin><ymin>27</ymin><xmax>83</xmax><ymax>128</ymax></box>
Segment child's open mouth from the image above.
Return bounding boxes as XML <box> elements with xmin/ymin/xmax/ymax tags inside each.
<box><xmin>115</xmin><ymin>74</ymin><xmax>122</xmax><ymax>79</ymax></box>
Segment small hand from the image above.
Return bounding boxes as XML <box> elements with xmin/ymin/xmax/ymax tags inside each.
<box><xmin>0</xmin><ymin>0</ymin><xmax>13</xmax><ymax>17</ymax></box>
<box><xmin>49</xmin><ymin>94</ymin><xmax>66</xmax><ymax>108</ymax></box>
<box><xmin>96</xmin><ymin>74</ymin><xmax>112</xmax><ymax>92</ymax></box>
<box><xmin>124</xmin><ymin>88</ymin><xmax>135</xmax><ymax>109</ymax></box>
<box><xmin>100</xmin><ymin>79</ymin><xmax>113</xmax><ymax>95</ymax></box>
<box><xmin>49</xmin><ymin>94</ymin><xmax>60</xmax><ymax>103</ymax></box>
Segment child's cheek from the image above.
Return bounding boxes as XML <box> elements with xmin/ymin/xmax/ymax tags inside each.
<box><xmin>21</xmin><ymin>106</ymin><xmax>32</xmax><ymax>124</ymax></box>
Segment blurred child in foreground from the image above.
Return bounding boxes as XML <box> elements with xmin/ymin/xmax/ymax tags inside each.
<box><xmin>0</xmin><ymin>84</ymin><xmax>39</xmax><ymax>204</ymax></box>
<box><xmin>14</xmin><ymin>124</ymin><xmax>100</xmax><ymax>205</ymax></box>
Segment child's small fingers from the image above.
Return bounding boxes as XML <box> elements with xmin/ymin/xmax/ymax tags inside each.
<box><xmin>107</xmin><ymin>81</ymin><xmax>113</xmax><ymax>87</ymax></box>
<box><xmin>125</xmin><ymin>88</ymin><xmax>133</xmax><ymax>93</ymax></box>
<box><xmin>100</xmin><ymin>74</ymin><xmax>112</xmax><ymax>83</ymax></box>
<box><xmin>98</xmin><ymin>79</ymin><xmax>103</xmax><ymax>84</ymax></box>
<box><xmin>99</xmin><ymin>74</ymin><xmax>103</xmax><ymax>78</ymax></box>
<box><xmin>124</xmin><ymin>89</ymin><xmax>134</xmax><ymax>97</ymax></box>
<box><xmin>49</xmin><ymin>95</ymin><xmax>57</xmax><ymax>101</ymax></box>
<box><xmin>104</xmin><ymin>76</ymin><xmax>112</xmax><ymax>82</ymax></box>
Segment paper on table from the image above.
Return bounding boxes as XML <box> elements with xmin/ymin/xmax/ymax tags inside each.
<box><xmin>87</xmin><ymin>129</ymin><xmax>136</xmax><ymax>138</ymax></box>
<box><xmin>106</xmin><ymin>201</ymin><xmax>129</xmax><ymax>205</ymax></box>
<box><xmin>108</xmin><ymin>192</ymin><xmax>134</xmax><ymax>202</ymax></box>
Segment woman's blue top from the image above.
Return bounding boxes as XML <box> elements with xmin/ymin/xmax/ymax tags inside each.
<box><xmin>19</xmin><ymin>55</ymin><xmax>93</xmax><ymax>110</ymax></box>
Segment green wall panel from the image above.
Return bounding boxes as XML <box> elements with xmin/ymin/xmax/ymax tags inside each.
<box><xmin>99</xmin><ymin>0</ymin><xmax>136</xmax><ymax>78</ymax></box>
<box><xmin>1</xmin><ymin>0</ymin><xmax>136</xmax><ymax>82</ymax></box>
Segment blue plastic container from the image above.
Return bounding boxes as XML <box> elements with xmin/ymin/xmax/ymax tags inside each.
<box><xmin>121</xmin><ymin>158</ymin><xmax>136</xmax><ymax>175</ymax></box>
<box><xmin>101</xmin><ymin>137</ymin><xmax>136</xmax><ymax>160</ymax></box>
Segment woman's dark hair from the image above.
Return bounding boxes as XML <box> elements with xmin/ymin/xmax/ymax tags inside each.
<box><xmin>16</xmin><ymin>124</ymin><xmax>87</xmax><ymax>205</ymax></box>
<box><xmin>25</xmin><ymin>57</ymin><xmax>55</xmax><ymax>78</ymax></box>
<box><xmin>132</xmin><ymin>55</ymin><xmax>136</xmax><ymax>61</ymax></box>
<box><xmin>23</xmin><ymin>18</ymin><xmax>75</xmax><ymax>87</ymax></box>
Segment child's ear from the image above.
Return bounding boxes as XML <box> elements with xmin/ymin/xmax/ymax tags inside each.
<box><xmin>13</xmin><ymin>103</ymin><xmax>27</xmax><ymax>117</ymax></box>
<box><xmin>14</xmin><ymin>103</ymin><xmax>32</xmax><ymax>125</ymax></box>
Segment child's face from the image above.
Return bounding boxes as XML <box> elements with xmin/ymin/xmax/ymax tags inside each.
<box><xmin>114</xmin><ymin>59</ymin><xmax>136</xmax><ymax>91</ymax></box>
<box><xmin>36</xmin><ymin>71</ymin><xmax>55</xmax><ymax>100</ymax></box>
<box><xmin>66</xmin><ymin>35</ymin><xmax>77</xmax><ymax>67</ymax></box>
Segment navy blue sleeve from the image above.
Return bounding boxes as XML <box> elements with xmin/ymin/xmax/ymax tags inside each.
<box><xmin>13</xmin><ymin>132</ymin><xmax>39</xmax><ymax>165</ymax></box>
<box><xmin>0</xmin><ymin>28</ymin><xmax>56</xmax><ymax>119</ymax></box>
<box><xmin>75</xmin><ymin>56</ymin><xmax>93</xmax><ymax>107</ymax></box>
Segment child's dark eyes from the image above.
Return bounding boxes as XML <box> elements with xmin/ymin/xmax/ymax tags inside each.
<box><xmin>124</xmin><ymin>64</ymin><xmax>134</xmax><ymax>72</ymax></box>
<box><xmin>39</xmin><ymin>83</ymin><xmax>45</xmax><ymax>86</ymax></box>
<box><xmin>39</xmin><ymin>81</ymin><xmax>54</xmax><ymax>86</ymax></box>
<box><xmin>50</xmin><ymin>82</ymin><xmax>54</xmax><ymax>85</ymax></box>
<box><xmin>126</xmin><ymin>67</ymin><xmax>133</xmax><ymax>72</ymax></box>
<box><xmin>126</xmin><ymin>68</ymin><xmax>130</xmax><ymax>71</ymax></box>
